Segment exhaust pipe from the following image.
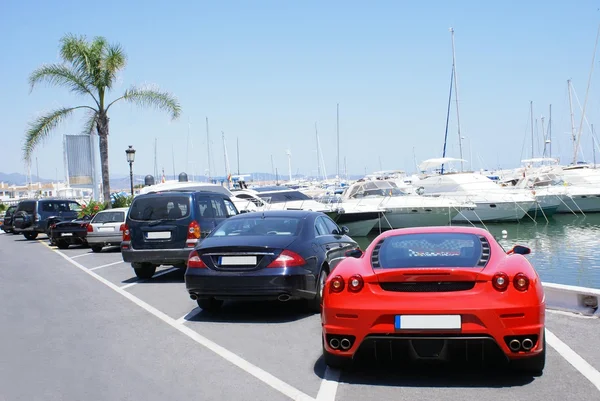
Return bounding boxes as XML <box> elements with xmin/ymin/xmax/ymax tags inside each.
<box><xmin>278</xmin><ymin>294</ymin><xmax>291</xmax><ymax>302</ymax></box>
<box><xmin>340</xmin><ymin>338</ymin><xmax>351</xmax><ymax>350</ymax></box>
<box><xmin>509</xmin><ymin>339</ymin><xmax>521</xmax><ymax>352</ymax></box>
<box><xmin>521</xmin><ymin>338</ymin><xmax>534</xmax><ymax>351</ymax></box>
<box><xmin>189</xmin><ymin>293</ymin><xmax>198</xmax><ymax>300</ymax></box>
<box><xmin>329</xmin><ymin>338</ymin><xmax>340</xmax><ymax>349</ymax></box>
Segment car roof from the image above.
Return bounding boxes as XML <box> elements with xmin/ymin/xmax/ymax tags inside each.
<box><xmin>228</xmin><ymin>210</ymin><xmax>316</xmax><ymax>219</ymax></box>
<box><xmin>96</xmin><ymin>207</ymin><xmax>129</xmax><ymax>213</ymax></box>
<box><xmin>136</xmin><ymin>190</ymin><xmax>229</xmax><ymax>198</ymax></box>
<box><xmin>379</xmin><ymin>226</ymin><xmax>491</xmax><ymax>238</ymax></box>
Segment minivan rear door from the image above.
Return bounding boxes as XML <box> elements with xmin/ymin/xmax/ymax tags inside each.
<box><xmin>195</xmin><ymin>196</ymin><xmax>234</xmax><ymax>237</ymax></box>
<box><xmin>128</xmin><ymin>194</ymin><xmax>192</xmax><ymax>249</ymax></box>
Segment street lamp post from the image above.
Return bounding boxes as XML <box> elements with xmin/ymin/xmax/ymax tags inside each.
<box><xmin>125</xmin><ymin>145</ymin><xmax>136</xmax><ymax>196</ymax></box>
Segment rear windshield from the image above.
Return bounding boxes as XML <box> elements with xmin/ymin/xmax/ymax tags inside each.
<box><xmin>92</xmin><ymin>211</ymin><xmax>125</xmax><ymax>223</ymax></box>
<box><xmin>375</xmin><ymin>233</ymin><xmax>483</xmax><ymax>268</ymax></box>
<box><xmin>257</xmin><ymin>191</ymin><xmax>311</xmax><ymax>203</ymax></box>
<box><xmin>40</xmin><ymin>201</ymin><xmax>80</xmax><ymax>212</ymax></box>
<box><xmin>211</xmin><ymin>217</ymin><xmax>301</xmax><ymax>237</ymax></box>
<box><xmin>129</xmin><ymin>196</ymin><xmax>190</xmax><ymax>221</ymax></box>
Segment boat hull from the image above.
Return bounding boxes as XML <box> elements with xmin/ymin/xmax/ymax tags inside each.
<box><xmin>451</xmin><ymin>201</ymin><xmax>535</xmax><ymax>223</ymax></box>
<box><xmin>379</xmin><ymin>207</ymin><xmax>458</xmax><ymax>229</ymax></box>
<box><xmin>556</xmin><ymin>195</ymin><xmax>600</xmax><ymax>213</ymax></box>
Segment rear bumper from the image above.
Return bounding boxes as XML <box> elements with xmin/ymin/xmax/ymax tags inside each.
<box><xmin>121</xmin><ymin>242</ymin><xmax>193</xmax><ymax>266</ymax></box>
<box><xmin>185</xmin><ymin>266</ymin><xmax>315</xmax><ymax>301</ymax></box>
<box><xmin>51</xmin><ymin>231</ymin><xmax>87</xmax><ymax>244</ymax></box>
<box><xmin>87</xmin><ymin>234</ymin><xmax>122</xmax><ymax>247</ymax></box>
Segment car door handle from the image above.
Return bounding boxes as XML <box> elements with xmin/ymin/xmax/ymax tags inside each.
<box><xmin>325</xmin><ymin>245</ymin><xmax>331</xmax><ymax>250</ymax></box>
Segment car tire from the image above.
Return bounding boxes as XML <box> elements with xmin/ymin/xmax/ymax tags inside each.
<box><xmin>310</xmin><ymin>267</ymin><xmax>329</xmax><ymax>313</ymax></box>
<box><xmin>56</xmin><ymin>240</ymin><xmax>69</xmax><ymax>249</ymax></box>
<box><xmin>322</xmin><ymin>337</ymin><xmax>352</xmax><ymax>370</ymax></box>
<box><xmin>91</xmin><ymin>245</ymin><xmax>103</xmax><ymax>253</ymax></box>
<box><xmin>197</xmin><ymin>298</ymin><xmax>224</xmax><ymax>312</ymax></box>
<box><xmin>24</xmin><ymin>232</ymin><xmax>38</xmax><ymax>240</ymax></box>
<box><xmin>133</xmin><ymin>263</ymin><xmax>156</xmax><ymax>279</ymax></box>
<box><xmin>511</xmin><ymin>336</ymin><xmax>546</xmax><ymax>377</ymax></box>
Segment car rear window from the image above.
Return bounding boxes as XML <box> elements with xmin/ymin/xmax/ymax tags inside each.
<box><xmin>211</xmin><ymin>217</ymin><xmax>301</xmax><ymax>237</ymax></box>
<box><xmin>92</xmin><ymin>211</ymin><xmax>125</xmax><ymax>223</ymax></box>
<box><xmin>375</xmin><ymin>233</ymin><xmax>483</xmax><ymax>268</ymax></box>
<box><xmin>129</xmin><ymin>196</ymin><xmax>190</xmax><ymax>221</ymax></box>
<box><xmin>40</xmin><ymin>201</ymin><xmax>80</xmax><ymax>212</ymax></box>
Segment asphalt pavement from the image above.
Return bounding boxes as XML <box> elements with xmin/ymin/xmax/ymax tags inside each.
<box><xmin>1</xmin><ymin>231</ymin><xmax>599</xmax><ymax>401</ymax></box>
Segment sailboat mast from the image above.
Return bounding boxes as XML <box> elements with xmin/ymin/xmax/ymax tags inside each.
<box><xmin>206</xmin><ymin>117</ymin><xmax>211</xmax><ymax>180</ymax></box>
<box><xmin>336</xmin><ymin>103</ymin><xmax>340</xmax><ymax>179</ymax></box>
<box><xmin>450</xmin><ymin>27</ymin><xmax>464</xmax><ymax>171</ymax></box>
<box><xmin>567</xmin><ymin>80</ymin><xmax>576</xmax><ymax>161</ymax></box>
<box><xmin>222</xmin><ymin>132</ymin><xmax>230</xmax><ymax>182</ymax></box>
<box><xmin>593</xmin><ymin>124</ymin><xmax>596</xmax><ymax>167</ymax></box>
<box><xmin>315</xmin><ymin>122</ymin><xmax>321</xmax><ymax>180</ymax></box>
<box><xmin>441</xmin><ymin>63</ymin><xmax>454</xmax><ymax>175</ymax></box>
<box><xmin>236</xmin><ymin>137</ymin><xmax>240</xmax><ymax>175</ymax></box>
<box><xmin>549</xmin><ymin>104</ymin><xmax>552</xmax><ymax>158</ymax></box>
<box><xmin>530</xmin><ymin>101</ymin><xmax>534</xmax><ymax>159</ymax></box>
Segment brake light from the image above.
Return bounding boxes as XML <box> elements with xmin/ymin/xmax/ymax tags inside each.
<box><xmin>188</xmin><ymin>250</ymin><xmax>207</xmax><ymax>268</ymax></box>
<box><xmin>87</xmin><ymin>224</ymin><xmax>93</xmax><ymax>233</ymax></box>
<box><xmin>330</xmin><ymin>275</ymin><xmax>345</xmax><ymax>293</ymax></box>
<box><xmin>492</xmin><ymin>272</ymin><xmax>509</xmax><ymax>291</ymax></box>
<box><xmin>121</xmin><ymin>224</ymin><xmax>131</xmax><ymax>241</ymax></box>
<box><xmin>188</xmin><ymin>220</ymin><xmax>201</xmax><ymax>239</ymax></box>
<box><xmin>513</xmin><ymin>273</ymin><xmax>530</xmax><ymax>291</ymax></box>
<box><xmin>267</xmin><ymin>250</ymin><xmax>306</xmax><ymax>268</ymax></box>
<box><xmin>348</xmin><ymin>274</ymin><xmax>364</xmax><ymax>292</ymax></box>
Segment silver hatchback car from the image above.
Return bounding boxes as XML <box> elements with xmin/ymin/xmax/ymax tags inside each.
<box><xmin>87</xmin><ymin>207</ymin><xmax>129</xmax><ymax>253</ymax></box>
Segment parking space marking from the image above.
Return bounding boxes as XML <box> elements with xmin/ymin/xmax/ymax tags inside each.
<box><xmin>90</xmin><ymin>261</ymin><xmax>125</xmax><ymax>271</ymax></box>
<box><xmin>176</xmin><ymin>309</ymin><xmax>201</xmax><ymax>325</ymax></box>
<box><xmin>119</xmin><ymin>267</ymin><xmax>179</xmax><ymax>289</ymax></box>
<box><xmin>315</xmin><ymin>367</ymin><xmax>340</xmax><ymax>401</ymax></box>
<box><xmin>71</xmin><ymin>253</ymin><xmax>94</xmax><ymax>259</ymax></box>
<box><xmin>546</xmin><ymin>328</ymin><xmax>600</xmax><ymax>392</ymax></box>
<box><xmin>546</xmin><ymin>309</ymin><xmax>599</xmax><ymax>320</ymax></box>
<box><xmin>44</xmin><ymin>245</ymin><xmax>315</xmax><ymax>401</ymax></box>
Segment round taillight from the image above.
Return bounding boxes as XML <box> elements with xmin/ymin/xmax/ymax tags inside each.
<box><xmin>513</xmin><ymin>273</ymin><xmax>530</xmax><ymax>291</ymax></box>
<box><xmin>348</xmin><ymin>274</ymin><xmax>364</xmax><ymax>292</ymax></box>
<box><xmin>492</xmin><ymin>272</ymin><xmax>509</xmax><ymax>291</ymax></box>
<box><xmin>330</xmin><ymin>275</ymin><xmax>345</xmax><ymax>293</ymax></box>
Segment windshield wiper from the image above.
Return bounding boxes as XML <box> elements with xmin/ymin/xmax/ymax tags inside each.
<box><xmin>147</xmin><ymin>218</ymin><xmax>177</xmax><ymax>226</ymax></box>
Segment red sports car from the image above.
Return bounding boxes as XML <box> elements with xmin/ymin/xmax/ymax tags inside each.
<box><xmin>321</xmin><ymin>226</ymin><xmax>545</xmax><ymax>375</ymax></box>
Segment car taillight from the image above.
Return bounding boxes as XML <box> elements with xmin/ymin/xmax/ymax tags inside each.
<box><xmin>267</xmin><ymin>250</ymin><xmax>306</xmax><ymax>268</ymax></box>
<box><xmin>121</xmin><ymin>224</ymin><xmax>131</xmax><ymax>241</ymax></box>
<box><xmin>87</xmin><ymin>224</ymin><xmax>93</xmax><ymax>233</ymax></box>
<box><xmin>492</xmin><ymin>272</ymin><xmax>509</xmax><ymax>291</ymax></box>
<box><xmin>188</xmin><ymin>220</ymin><xmax>201</xmax><ymax>239</ymax></box>
<box><xmin>188</xmin><ymin>250</ymin><xmax>207</xmax><ymax>268</ymax></box>
<box><xmin>513</xmin><ymin>273</ymin><xmax>530</xmax><ymax>291</ymax></box>
<box><xmin>330</xmin><ymin>275</ymin><xmax>345</xmax><ymax>293</ymax></box>
<box><xmin>348</xmin><ymin>274</ymin><xmax>364</xmax><ymax>292</ymax></box>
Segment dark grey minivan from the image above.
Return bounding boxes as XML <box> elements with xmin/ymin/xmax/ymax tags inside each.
<box><xmin>121</xmin><ymin>190</ymin><xmax>239</xmax><ymax>279</ymax></box>
<box><xmin>12</xmin><ymin>199</ymin><xmax>80</xmax><ymax>239</ymax></box>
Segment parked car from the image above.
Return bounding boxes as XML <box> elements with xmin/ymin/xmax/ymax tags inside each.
<box><xmin>87</xmin><ymin>207</ymin><xmax>128</xmax><ymax>253</ymax></box>
<box><xmin>49</xmin><ymin>218</ymin><xmax>91</xmax><ymax>249</ymax></box>
<box><xmin>320</xmin><ymin>226</ymin><xmax>546</xmax><ymax>376</ymax></box>
<box><xmin>121</xmin><ymin>190</ymin><xmax>239</xmax><ymax>279</ymax></box>
<box><xmin>184</xmin><ymin>210</ymin><xmax>358</xmax><ymax>312</ymax></box>
<box><xmin>12</xmin><ymin>199</ymin><xmax>80</xmax><ymax>239</ymax></box>
<box><xmin>1</xmin><ymin>205</ymin><xmax>17</xmax><ymax>233</ymax></box>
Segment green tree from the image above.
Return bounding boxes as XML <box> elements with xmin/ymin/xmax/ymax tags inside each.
<box><xmin>24</xmin><ymin>34</ymin><xmax>181</xmax><ymax>206</ymax></box>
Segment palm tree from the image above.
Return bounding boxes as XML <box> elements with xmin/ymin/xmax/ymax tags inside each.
<box><xmin>24</xmin><ymin>34</ymin><xmax>181</xmax><ymax>206</ymax></box>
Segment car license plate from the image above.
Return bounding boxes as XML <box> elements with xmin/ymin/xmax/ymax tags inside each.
<box><xmin>61</xmin><ymin>233</ymin><xmax>73</xmax><ymax>237</ymax></box>
<box><xmin>146</xmin><ymin>231</ymin><xmax>171</xmax><ymax>239</ymax></box>
<box><xmin>395</xmin><ymin>315</ymin><xmax>461</xmax><ymax>330</ymax></box>
<box><xmin>98</xmin><ymin>227</ymin><xmax>114</xmax><ymax>232</ymax></box>
<box><xmin>219</xmin><ymin>256</ymin><xmax>257</xmax><ymax>266</ymax></box>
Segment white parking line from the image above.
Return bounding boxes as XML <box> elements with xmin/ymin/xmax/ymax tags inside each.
<box><xmin>90</xmin><ymin>261</ymin><xmax>125</xmax><ymax>271</ymax></box>
<box><xmin>546</xmin><ymin>328</ymin><xmax>600</xmax><ymax>392</ymax></box>
<box><xmin>315</xmin><ymin>367</ymin><xmax>340</xmax><ymax>401</ymax></box>
<box><xmin>44</xmin><ymin>244</ymin><xmax>315</xmax><ymax>401</ymax></box>
<box><xmin>119</xmin><ymin>267</ymin><xmax>179</xmax><ymax>289</ymax></box>
<box><xmin>71</xmin><ymin>253</ymin><xmax>94</xmax><ymax>259</ymax></box>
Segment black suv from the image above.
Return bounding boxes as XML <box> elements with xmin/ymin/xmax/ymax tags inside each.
<box><xmin>121</xmin><ymin>190</ymin><xmax>239</xmax><ymax>279</ymax></box>
<box><xmin>13</xmin><ymin>199</ymin><xmax>80</xmax><ymax>239</ymax></box>
<box><xmin>2</xmin><ymin>205</ymin><xmax>17</xmax><ymax>233</ymax></box>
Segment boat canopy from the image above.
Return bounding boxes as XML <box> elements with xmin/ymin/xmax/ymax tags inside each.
<box><xmin>418</xmin><ymin>157</ymin><xmax>467</xmax><ymax>171</ymax></box>
<box><xmin>342</xmin><ymin>180</ymin><xmax>405</xmax><ymax>199</ymax></box>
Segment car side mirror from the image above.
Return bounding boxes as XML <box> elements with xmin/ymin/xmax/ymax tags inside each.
<box><xmin>345</xmin><ymin>248</ymin><xmax>363</xmax><ymax>258</ymax></box>
<box><xmin>340</xmin><ymin>226</ymin><xmax>349</xmax><ymax>235</ymax></box>
<box><xmin>509</xmin><ymin>245</ymin><xmax>531</xmax><ymax>255</ymax></box>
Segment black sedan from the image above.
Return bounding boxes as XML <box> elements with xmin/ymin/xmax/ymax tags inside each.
<box><xmin>49</xmin><ymin>218</ymin><xmax>90</xmax><ymax>249</ymax></box>
<box><xmin>184</xmin><ymin>210</ymin><xmax>359</xmax><ymax>312</ymax></box>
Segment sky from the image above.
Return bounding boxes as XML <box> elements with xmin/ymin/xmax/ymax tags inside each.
<box><xmin>2</xmin><ymin>0</ymin><xmax>600</xmax><ymax>181</ymax></box>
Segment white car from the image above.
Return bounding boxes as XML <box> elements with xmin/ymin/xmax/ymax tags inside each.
<box><xmin>87</xmin><ymin>207</ymin><xmax>129</xmax><ymax>253</ymax></box>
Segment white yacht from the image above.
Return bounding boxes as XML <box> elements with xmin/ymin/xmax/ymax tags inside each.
<box><xmin>337</xmin><ymin>180</ymin><xmax>469</xmax><ymax>229</ymax></box>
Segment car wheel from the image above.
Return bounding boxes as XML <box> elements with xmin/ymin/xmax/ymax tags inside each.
<box><xmin>197</xmin><ymin>298</ymin><xmax>224</xmax><ymax>312</ymax></box>
<box><xmin>310</xmin><ymin>267</ymin><xmax>329</xmax><ymax>313</ymax></box>
<box><xmin>133</xmin><ymin>263</ymin><xmax>156</xmax><ymax>279</ymax></box>
<box><xmin>24</xmin><ymin>232</ymin><xmax>38</xmax><ymax>240</ymax></box>
<box><xmin>511</xmin><ymin>336</ymin><xmax>546</xmax><ymax>377</ymax></box>
<box><xmin>91</xmin><ymin>245</ymin><xmax>103</xmax><ymax>253</ymax></box>
<box><xmin>56</xmin><ymin>240</ymin><xmax>70</xmax><ymax>249</ymax></box>
<box><xmin>322</xmin><ymin>337</ymin><xmax>352</xmax><ymax>370</ymax></box>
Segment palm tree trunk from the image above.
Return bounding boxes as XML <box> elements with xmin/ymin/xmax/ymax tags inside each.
<box><xmin>97</xmin><ymin>113</ymin><xmax>111</xmax><ymax>208</ymax></box>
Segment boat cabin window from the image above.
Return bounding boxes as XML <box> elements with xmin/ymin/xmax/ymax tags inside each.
<box><xmin>258</xmin><ymin>191</ymin><xmax>311</xmax><ymax>203</ymax></box>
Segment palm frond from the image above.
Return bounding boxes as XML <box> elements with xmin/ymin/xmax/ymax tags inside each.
<box><xmin>23</xmin><ymin>105</ymin><xmax>93</xmax><ymax>161</ymax></box>
<box><xmin>29</xmin><ymin>63</ymin><xmax>99</xmax><ymax>105</ymax></box>
<box><xmin>101</xmin><ymin>43</ymin><xmax>126</xmax><ymax>89</ymax></box>
<box><xmin>80</xmin><ymin>110</ymin><xmax>99</xmax><ymax>136</ymax></box>
<box><xmin>108</xmin><ymin>85</ymin><xmax>181</xmax><ymax>119</ymax></box>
